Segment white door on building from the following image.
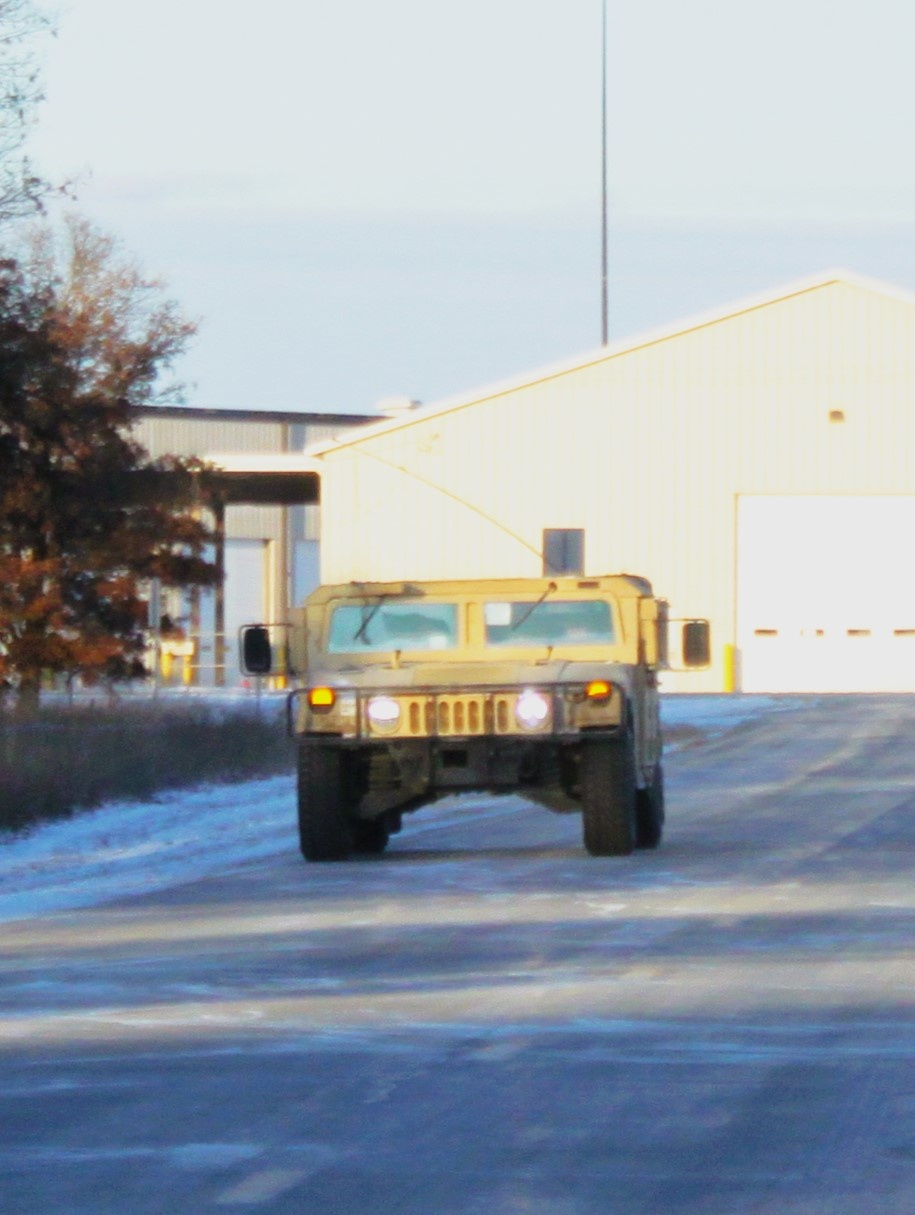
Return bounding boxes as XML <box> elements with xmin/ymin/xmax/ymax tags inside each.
<box><xmin>737</xmin><ymin>496</ymin><xmax>915</xmax><ymax>693</ymax></box>
<box><xmin>223</xmin><ymin>539</ymin><xmax>270</xmax><ymax>686</ymax></box>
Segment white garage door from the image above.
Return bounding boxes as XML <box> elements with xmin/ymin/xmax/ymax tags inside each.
<box><xmin>218</xmin><ymin>539</ymin><xmax>269</xmax><ymax>687</ymax></box>
<box><xmin>225</xmin><ymin>539</ymin><xmax>269</xmax><ymax>639</ymax></box>
<box><xmin>737</xmin><ymin>496</ymin><xmax>915</xmax><ymax>693</ymax></box>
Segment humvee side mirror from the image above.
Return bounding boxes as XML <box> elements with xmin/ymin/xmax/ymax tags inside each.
<box><xmin>241</xmin><ymin>624</ymin><xmax>273</xmax><ymax>675</ymax></box>
<box><xmin>682</xmin><ymin>619</ymin><xmax>711</xmax><ymax>668</ymax></box>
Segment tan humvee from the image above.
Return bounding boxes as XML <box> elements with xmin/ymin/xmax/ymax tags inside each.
<box><xmin>242</xmin><ymin>575</ymin><xmax>710</xmax><ymax>861</ymax></box>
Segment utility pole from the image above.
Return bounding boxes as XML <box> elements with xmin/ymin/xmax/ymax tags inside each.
<box><xmin>600</xmin><ymin>0</ymin><xmax>609</xmax><ymax>346</ymax></box>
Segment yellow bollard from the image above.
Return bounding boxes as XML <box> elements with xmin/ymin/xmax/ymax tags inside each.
<box><xmin>722</xmin><ymin>643</ymin><xmax>736</xmax><ymax>693</ymax></box>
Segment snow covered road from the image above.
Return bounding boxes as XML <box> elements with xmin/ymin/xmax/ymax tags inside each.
<box><xmin>3</xmin><ymin>694</ymin><xmax>915</xmax><ymax>1215</ymax></box>
<box><xmin>0</xmin><ymin>694</ymin><xmax>781</xmax><ymax>922</ymax></box>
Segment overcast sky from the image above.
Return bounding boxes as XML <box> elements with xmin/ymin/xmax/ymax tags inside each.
<box><xmin>26</xmin><ymin>0</ymin><xmax>915</xmax><ymax>413</ymax></box>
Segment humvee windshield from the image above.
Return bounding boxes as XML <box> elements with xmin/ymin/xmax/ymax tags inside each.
<box><xmin>484</xmin><ymin>599</ymin><xmax>615</xmax><ymax>647</ymax></box>
<box><xmin>327</xmin><ymin>602</ymin><xmax>459</xmax><ymax>653</ymax></box>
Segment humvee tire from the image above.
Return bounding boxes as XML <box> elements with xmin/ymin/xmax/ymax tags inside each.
<box><xmin>297</xmin><ymin>744</ymin><xmax>354</xmax><ymax>861</ymax></box>
<box><xmin>636</xmin><ymin>762</ymin><xmax>664</xmax><ymax>849</ymax></box>
<box><xmin>581</xmin><ymin>734</ymin><xmax>637</xmax><ymax>856</ymax></box>
<box><xmin>352</xmin><ymin>817</ymin><xmax>390</xmax><ymax>855</ymax></box>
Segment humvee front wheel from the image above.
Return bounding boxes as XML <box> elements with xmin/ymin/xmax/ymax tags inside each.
<box><xmin>352</xmin><ymin>817</ymin><xmax>390</xmax><ymax>855</ymax></box>
<box><xmin>636</xmin><ymin>762</ymin><xmax>664</xmax><ymax>849</ymax></box>
<box><xmin>580</xmin><ymin>735</ymin><xmax>637</xmax><ymax>857</ymax></box>
<box><xmin>297</xmin><ymin>744</ymin><xmax>354</xmax><ymax>861</ymax></box>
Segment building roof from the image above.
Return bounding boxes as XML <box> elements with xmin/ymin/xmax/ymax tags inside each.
<box><xmin>133</xmin><ymin>404</ymin><xmax>375</xmax><ymax>427</ymax></box>
<box><xmin>132</xmin><ymin>407</ymin><xmax>374</xmax><ymax>505</ymax></box>
<box><xmin>195</xmin><ymin>453</ymin><xmax>323</xmax><ymax>505</ymax></box>
<box><xmin>305</xmin><ymin>268</ymin><xmax>915</xmax><ymax>458</ymax></box>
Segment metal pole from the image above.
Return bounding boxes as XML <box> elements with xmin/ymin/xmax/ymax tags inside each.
<box><xmin>600</xmin><ymin>0</ymin><xmax>608</xmax><ymax>346</ymax></box>
<box><xmin>213</xmin><ymin>497</ymin><xmax>226</xmax><ymax>688</ymax></box>
<box><xmin>148</xmin><ymin>576</ymin><xmax>162</xmax><ymax>698</ymax></box>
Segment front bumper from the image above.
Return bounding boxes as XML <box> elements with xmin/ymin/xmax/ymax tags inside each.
<box><xmin>288</xmin><ymin>682</ymin><xmax>623</xmax><ymax>742</ymax></box>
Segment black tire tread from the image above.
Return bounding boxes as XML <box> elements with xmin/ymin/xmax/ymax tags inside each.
<box><xmin>635</xmin><ymin>762</ymin><xmax>664</xmax><ymax>849</ymax></box>
<box><xmin>351</xmin><ymin>817</ymin><xmax>390</xmax><ymax>855</ymax></box>
<box><xmin>297</xmin><ymin>744</ymin><xmax>354</xmax><ymax>861</ymax></box>
<box><xmin>580</xmin><ymin>735</ymin><xmax>637</xmax><ymax>857</ymax></box>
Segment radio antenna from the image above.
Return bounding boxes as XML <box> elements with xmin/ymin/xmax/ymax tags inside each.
<box><xmin>352</xmin><ymin>445</ymin><xmax>547</xmax><ymax>568</ymax></box>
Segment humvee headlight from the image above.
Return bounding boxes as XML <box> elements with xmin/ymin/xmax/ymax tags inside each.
<box><xmin>308</xmin><ymin>686</ymin><xmax>336</xmax><ymax>710</ymax></box>
<box><xmin>366</xmin><ymin>696</ymin><xmax>401</xmax><ymax>731</ymax></box>
<box><xmin>586</xmin><ymin>679</ymin><xmax>612</xmax><ymax>701</ymax></box>
<box><xmin>515</xmin><ymin>689</ymin><xmax>550</xmax><ymax>730</ymax></box>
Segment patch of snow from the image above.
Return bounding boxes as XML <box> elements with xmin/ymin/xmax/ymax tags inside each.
<box><xmin>661</xmin><ymin>694</ymin><xmax>784</xmax><ymax>732</ymax></box>
<box><xmin>0</xmin><ymin>776</ymin><xmax>295</xmax><ymax>923</ymax></box>
<box><xmin>0</xmin><ymin>695</ymin><xmax>789</xmax><ymax>924</ymax></box>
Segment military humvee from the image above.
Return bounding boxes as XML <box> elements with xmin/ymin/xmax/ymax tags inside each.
<box><xmin>242</xmin><ymin>575</ymin><xmax>710</xmax><ymax>861</ymax></box>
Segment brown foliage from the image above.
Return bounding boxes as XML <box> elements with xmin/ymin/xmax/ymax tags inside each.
<box><xmin>0</xmin><ymin>226</ymin><xmax>219</xmax><ymax>709</ymax></box>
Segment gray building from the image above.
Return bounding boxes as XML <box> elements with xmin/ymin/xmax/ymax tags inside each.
<box><xmin>134</xmin><ymin>406</ymin><xmax>371</xmax><ymax>686</ymax></box>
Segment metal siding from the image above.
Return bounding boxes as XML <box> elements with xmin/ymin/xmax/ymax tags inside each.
<box><xmin>303</xmin><ymin>505</ymin><xmax>321</xmax><ymax>542</ymax></box>
<box><xmin>225</xmin><ymin>505</ymin><xmax>284</xmax><ymax>542</ymax></box>
<box><xmin>296</xmin><ymin>421</ymin><xmax>352</xmax><ymax>449</ymax></box>
<box><xmin>290</xmin><ymin>504</ymin><xmax>321</xmax><ymax>542</ymax></box>
<box><xmin>134</xmin><ymin>415</ymin><xmax>287</xmax><ymax>457</ymax></box>
<box><xmin>319</xmin><ymin>281</ymin><xmax>915</xmax><ymax>692</ymax></box>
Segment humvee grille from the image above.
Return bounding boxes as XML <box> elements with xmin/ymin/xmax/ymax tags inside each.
<box><xmin>434</xmin><ymin>694</ymin><xmax>491</xmax><ymax>736</ymax></box>
<box><xmin>361</xmin><ymin>689</ymin><xmax>556</xmax><ymax>739</ymax></box>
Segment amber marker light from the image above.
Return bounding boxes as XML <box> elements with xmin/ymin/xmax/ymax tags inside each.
<box><xmin>308</xmin><ymin>686</ymin><xmax>336</xmax><ymax>709</ymax></box>
<box><xmin>586</xmin><ymin>679</ymin><xmax>612</xmax><ymax>701</ymax></box>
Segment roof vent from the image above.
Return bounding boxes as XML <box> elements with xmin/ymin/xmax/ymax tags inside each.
<box><xmin>376</xmin><ymin>396</ymin><xmax>421</xmax><ymax>418</ymax></box>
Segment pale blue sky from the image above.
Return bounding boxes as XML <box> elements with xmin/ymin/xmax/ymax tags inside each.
<box><xmin>26</xmin><ymin>0</ymin><xmax>915</xmax><ymax>412</ymax></box>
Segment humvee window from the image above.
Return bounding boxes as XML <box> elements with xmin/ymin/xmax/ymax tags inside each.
<box><xmin>327</xmin><ymin>602</ymin><xmax>459</xmax><ymax>653</ymax></box>
<box><xmin>484</xmin><ymin>599</ymin><xmax>615</xmax><ymax>647</ymax></box>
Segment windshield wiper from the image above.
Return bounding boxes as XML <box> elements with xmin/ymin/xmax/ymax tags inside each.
<box><xmin>509</xmin><ymin>581</ymin><xmax>557</xmax><ymax>632</ymax></box>
<box><xmin>348</xmin><ymin>583</ymin><xmax>426</xmax><ymax>645</ymax></box>
<box><xmin>354</xmin><ymin>595</ymin><xmax>389</xmax><ymax>643</ymax></box>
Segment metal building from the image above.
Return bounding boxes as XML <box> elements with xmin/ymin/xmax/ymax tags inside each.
<box><xmin>133</xmin><ymin>405</ymin><xmax>371</xmax><ymax>685</ymax></box>
<box><xmin>306</xmin><ymin>271</ymin><xmax>915</xmax><ymax>694</ymax></box>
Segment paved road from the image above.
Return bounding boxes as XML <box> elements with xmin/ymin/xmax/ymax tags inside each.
<box><xmin>2</xmin><ymin>696</ymin><xmax>914</xmax><ymax>1213</ymax></box>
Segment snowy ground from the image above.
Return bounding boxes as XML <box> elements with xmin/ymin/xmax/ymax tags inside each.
<box><xmin>0</xmin><ymin>695</ymin><xmax>788</xmax><ymax>924</ymax></box>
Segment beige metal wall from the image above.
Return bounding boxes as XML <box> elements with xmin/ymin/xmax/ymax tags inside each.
<box><xmin>317</xmin><ymin>279</ymin><xmax>915</xmax><ymax>692</ymax></box>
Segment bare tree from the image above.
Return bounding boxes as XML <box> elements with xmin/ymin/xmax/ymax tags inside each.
<box><xmin>23</xmin><ymin>213</ymin><xmax>198</xmax><ymax>404</ymax></box>
<box><xmin>0</xmin><ymin>0</ymin><xmax>56</xmax><ymax>224</ymax></box>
